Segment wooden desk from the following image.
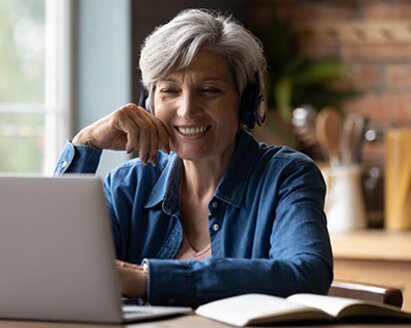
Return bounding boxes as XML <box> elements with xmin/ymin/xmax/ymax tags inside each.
<box><xmin>0</xmin><ymin>315</ymin><xmax>410</xmax><ymax>328</ymax></box>
<box><xmin>331</xmin><ymin>230</ymin><xmax>411</xmax><ymax>311</ymax></box>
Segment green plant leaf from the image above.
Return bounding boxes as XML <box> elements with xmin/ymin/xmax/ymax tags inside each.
<box><xmin>274</xmin><ymin>77</ymin><xmax>293</xmax><ymax>121</ymax></box>
<box><xmin>294</xmin><ymin>61</ymin><xmax>348</xmax><ymax>86</ymax></box>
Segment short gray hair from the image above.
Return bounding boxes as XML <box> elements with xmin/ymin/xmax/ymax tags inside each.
<box><xmin>139</xmin><ymin>8</ymin><xmax>266</xmax><ymax>95</ymax></box>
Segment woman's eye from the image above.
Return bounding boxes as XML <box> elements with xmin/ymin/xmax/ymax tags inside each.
<box><xmin>201</xmin><ymin>88</ymin><xmax>221</xmax><ymax>94</ymax></box>
<box><xmin>160</xmin><ymin>88</ymin><xmax>179</xmax><ymax>95</ymax></box>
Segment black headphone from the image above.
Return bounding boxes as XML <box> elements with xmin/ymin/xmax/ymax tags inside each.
<box><xmin>239</xmin><ymin>72</ymin><xmax>267</xmax><ymax>129</ymax></box>
<box><xmin>138</xmin><ymin>72</ymin><xmax>266</xmax><ymax>129</ymax></box>
<box><xmin>138</xmin><ymin>84</ymin><xmax>151</xmax><ymax>113</ymax></box>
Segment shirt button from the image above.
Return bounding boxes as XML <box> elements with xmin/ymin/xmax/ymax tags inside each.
<box><xmin>61</xmin><ymin>160</ymin><xmax>68</xmax><ymax>168</ymax></box>
<box><xmin>211</xmin><ymin>201</ymin><xmax>218</xmax><ymax>209</ymax></box>
<box><xmin>212</xmin><ymin>223</ymin><xmax>220</xmax><ymax>232</ymax></box>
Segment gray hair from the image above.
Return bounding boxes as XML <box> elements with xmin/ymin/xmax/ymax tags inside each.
<box><xmin>139</xmin><ymin>8</ymin><xmax>266</xmax><ymax>95</ymax></box>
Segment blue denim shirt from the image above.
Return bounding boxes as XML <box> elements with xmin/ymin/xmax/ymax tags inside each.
<box><xmin>54</xmin><ymin>128</ymin><xmax>333</xmax><ymax>307</ymax></box>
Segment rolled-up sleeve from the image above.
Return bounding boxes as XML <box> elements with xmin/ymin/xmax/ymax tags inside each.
<box><xmin>145</xmin><ymin>251</ymin><xmax>332</xmax><ymax>307</ymax></box>
<box><xmin>54</xmin><ymin>141</ymin><xmax>102</xmax><ymax>175</ymax></box>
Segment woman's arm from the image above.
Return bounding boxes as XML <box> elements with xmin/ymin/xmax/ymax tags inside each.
<box><xmin>53</xmin><ymin>103</ymin><xmax>170</xmax><ymax>175</ymax></box>
<box><xmin>72</xmin><ymin>103</ymin><xmax>169</xmax><ymax>165</ymax></box>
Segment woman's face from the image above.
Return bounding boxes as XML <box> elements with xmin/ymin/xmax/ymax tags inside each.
<box><xmin>154</xmin><ymin>51</ymin><xmax>240</xmax><ymax>162</ymax></box>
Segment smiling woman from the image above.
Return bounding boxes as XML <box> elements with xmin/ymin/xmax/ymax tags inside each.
<box><xmin>54</xmin><ymin>8</ymin><xmax>333</xmax><ymax>308</ymax></box>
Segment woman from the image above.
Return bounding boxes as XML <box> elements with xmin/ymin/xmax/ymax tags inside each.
<box><xmin>54</xmin><ymin>8</ymin><xmax>333</xmax><ymax>307</ymax></box>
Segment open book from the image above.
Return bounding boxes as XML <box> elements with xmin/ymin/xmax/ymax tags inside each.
<box><xmin>195</xmin><ymin>293</ymin><xmax>411</xmax><ymax>326</ymax></box>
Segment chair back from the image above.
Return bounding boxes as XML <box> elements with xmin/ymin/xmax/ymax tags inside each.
<box><xmin>328</xmin><ymin>281</ymin><xmax>403</xmax><ymax>308</ymax></box>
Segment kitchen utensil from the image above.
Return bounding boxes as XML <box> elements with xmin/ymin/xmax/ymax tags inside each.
<box><xmin>385</xmin><ymin>128</ymin><xmax>411</xmax><ymax>230</ymax></box>
<box><xmin>291</xmin><ymin>105</ymin><xmax>318</xmax><ymax>146</ymax></box>
<box><xmin>316</xmin><ymin>106</ymin><xmax>343</xmax><ymax>166</ymax></box>
<box><xmin>340</xmin><ymin>113</ymin><xmax>368</xmax><ymax>165</ymax></box>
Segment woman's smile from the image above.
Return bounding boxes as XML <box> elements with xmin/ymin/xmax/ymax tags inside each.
<box><xmin>175</xmin><ymin>125</ymin><xmax>211</xmax><ymax>137</ymax></box>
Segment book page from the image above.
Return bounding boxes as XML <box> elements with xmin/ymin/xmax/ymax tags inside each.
<box><xmin>287</xmin><ymin>294</ymin><xmax>361</xmax><ymax>317</ymax></box>
<box><xmin>287</xmin><ymin>293</ymin><xmax>411</xmax><ymax>319</ymax></box>
<box><xmin>195</xmin><ymin>293</ymin><xmax>330</xmax><ymax>326</ymax></box>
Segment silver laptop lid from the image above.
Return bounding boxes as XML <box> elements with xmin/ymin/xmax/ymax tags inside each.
<box><xmin>0</xmin><ymin>175</ymin><xmax>124</xmax><ymax>323</ymax></box>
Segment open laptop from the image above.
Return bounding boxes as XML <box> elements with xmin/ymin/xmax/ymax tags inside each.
<box><xmin>0</xmin><ymin>175</ymin><xmax>192</xmax><ymax>323</ymax></box>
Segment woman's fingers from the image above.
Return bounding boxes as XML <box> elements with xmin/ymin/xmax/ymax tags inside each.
<box><xmin>150</xmin><ymin>116</ymin><xmax>170</xmax><ymax>154</ymax></box>
<box><xmin>120</xmin><ymin>104</ymin><xmax>163</xmax><ymax>165</ymax></box>
<box><xmin>115</xmin><ymin>260</ymin><xmax>147</xmax><ymax>298</ymax></box>
<box><xmin>145</xmin><ymin>115</ymin><xmax>171</xmax><ymax>166</ymax></box>
<box><xmin>111</xmin><ymin>110</ymin><xmax>142</xmax><ymax>153</ymax></box>
<box><xmin>108</xmin><ymin>103</ymin><xmax>170</xmax><ymax>164</ymax></box>
<box><xmin>116</xmin><ymin>260</ymin><xmax>142</xmax><ymax>270</ymax></box>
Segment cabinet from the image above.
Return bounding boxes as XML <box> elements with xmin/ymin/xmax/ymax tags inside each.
<box><xmin>330</xmin><ymin>231</ymin><xmax>411</xmax><ymax>311</ymax></box>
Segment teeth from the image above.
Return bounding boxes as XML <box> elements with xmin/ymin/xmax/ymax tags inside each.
<box><xmin>178</xmin><ymin>126</ymin><xmax>208</xmax><ymax>136</ymax></box>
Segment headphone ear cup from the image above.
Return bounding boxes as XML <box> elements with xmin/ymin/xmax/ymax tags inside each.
<box><xmin>239</xmin><ymin>72</ymin><xmax>267</xmax><ymax>129</ymax></box>
<box><xmin>144</xmin><ymin>97</ymin><xmax>151</xmax><ymax>113</ymax></box>
<box><xmin>138</xmin><ymin>83</ymin><xmax>151</xmax><ymax>113</ymax></box>
<box><xmin>239</xmin><ymin>82</ymin><xmax>260</xmax><ymax>129</ymax></box>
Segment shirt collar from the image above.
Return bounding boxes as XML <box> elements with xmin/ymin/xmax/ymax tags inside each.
<box><xmin>144</xmin><ymin>128</ymin><xmax>259</xmax><ymax>212</ymax></box>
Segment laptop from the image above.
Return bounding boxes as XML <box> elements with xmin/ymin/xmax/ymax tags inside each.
<box><xmin>0</xmin><ymin>175</ymin><xmax>192</xmax><ymax>323</ymax></box>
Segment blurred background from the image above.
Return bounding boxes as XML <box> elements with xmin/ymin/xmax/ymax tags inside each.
<box><xmin>2</xmin><ymin>0</ymin><xmax>411</xmax><ymax>228</ymax></box>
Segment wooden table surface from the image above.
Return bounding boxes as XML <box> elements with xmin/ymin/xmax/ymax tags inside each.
<box><xmin>1</xmin><ymin>315</ymin><xmax>411</xmax><ymax>328</ymax></box>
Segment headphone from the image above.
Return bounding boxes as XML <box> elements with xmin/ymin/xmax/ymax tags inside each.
<box><xmin>138</xmin><ymin>72</ymin><xmax>266</xmax><ymax>129</ymax></box>
<box><xmin>138</xmin><ymin>83</ymin><xmax>151</xmax><ymax>113</ymax></box>
<box><xmin>239</xmin><ymin>72</ymin><xmax>267</xmax><ymax>129</ymax></box>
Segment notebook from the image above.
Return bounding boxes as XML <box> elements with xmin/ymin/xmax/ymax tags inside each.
<box><xmin>0</xmin><ymin>175</ymin><xmax>192</xmax><ymax>323</ymax></box>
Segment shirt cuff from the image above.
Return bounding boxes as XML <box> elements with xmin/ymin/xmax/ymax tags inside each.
<box><xmin>144</xmin><ymin>259</ymin><xmax>194</xmax><ymax>306</ymax></box>
<box><xmin>54</xmin><ymin>140</ymin><xmax>102</xmax><ymax>175</ymax></box>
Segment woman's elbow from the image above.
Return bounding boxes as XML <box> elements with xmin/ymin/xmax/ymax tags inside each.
<box><xmin>300</xmin><ymin>257</ymin><xmax>333</xmax><ymax>295</ymax></box>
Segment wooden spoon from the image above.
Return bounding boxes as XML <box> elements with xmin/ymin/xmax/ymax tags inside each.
<box><xmin>316</xmin><ymin>106</ymin><xmax>342</xmax><ymax>167</ymax></box>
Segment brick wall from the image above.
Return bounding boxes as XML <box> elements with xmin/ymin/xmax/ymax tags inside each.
<box><xmin>252</xmin><ymin>0</ymin><xmax>411</xmax><ymax>149</ymax></box>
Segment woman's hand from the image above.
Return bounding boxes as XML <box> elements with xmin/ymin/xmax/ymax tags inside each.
<box><xmin>72</xmin><ymin>103</ymin><xmax>170</xmax><ymax>165</ymax></box>
<box><xmin>116</xmin><ymin>260</ymin><xmax>148</xmax><ymax>299</ymax></box>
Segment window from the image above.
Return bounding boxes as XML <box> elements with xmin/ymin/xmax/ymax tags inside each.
<box><xmin>0</xmin><ymin>0</ymin><xmax>71</xmax><ymax>174</ymax></box>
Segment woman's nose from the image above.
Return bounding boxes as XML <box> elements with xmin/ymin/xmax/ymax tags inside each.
<box><xmin>177</xmin><ymin>91</ymin><xmax>201</xmax><ymax>119</ymax></box>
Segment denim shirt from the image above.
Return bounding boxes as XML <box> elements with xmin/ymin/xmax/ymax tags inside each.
<box><xmin>54</xmin><ymin>128</ymin><xmax>333</xmax><ymax>307</ymax></box>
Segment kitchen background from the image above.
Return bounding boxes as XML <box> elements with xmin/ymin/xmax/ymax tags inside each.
<box><xmin>253</xmin><ymin>0</ymin><xmax>411</xmax><ymax>230</ymax></box>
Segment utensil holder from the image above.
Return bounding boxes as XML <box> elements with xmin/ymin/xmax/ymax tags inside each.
<box><xmin>322</xmin><ymin>165</ymin><xmax>367</xmax><ymax>233</ymax></box>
